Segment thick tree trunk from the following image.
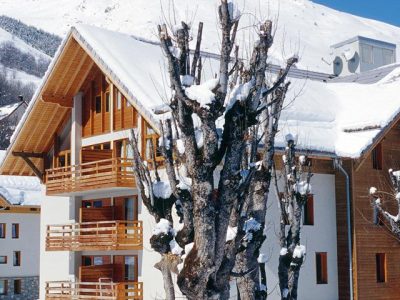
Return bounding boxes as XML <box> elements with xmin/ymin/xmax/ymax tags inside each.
<box><xmin>155</xmin><ymin>256</ymin><xmax>176</xmax><ymax>300</ymax></box>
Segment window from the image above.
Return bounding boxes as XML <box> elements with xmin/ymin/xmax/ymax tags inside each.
<box><xmin>13</xmin><ymin>279</ymin><xmax>21</xmax><ymax>295</ymax></box>
<box><xmin>95</xmin><ymin>95</ymin><xmax>102</xmax><ymax>113</ymax></box>
<box><xmin>93</xmin><ymin>256</ymin><xmax>103</xmax><ymax>266</ymax></box>
<box><xmin>316</xmin><ymin>252</ymin><xmax>328</xmax><ymax>284</ymax></box>
<box><xmin>382</xmin><ymin>49</ymin><xmax>394</xmax><ymax>65</ymax></box>
<box><xmin>12</xmin><ymin>224</ymin><xmax>19</xmax><ymax>239</ymax></box>
<box><xmin>372</xmin><ymin>143</ymin><xmax>383</xmax><ymax>170</ymax></box>
<box><xmin>105</xmin><ymin>92</ymin><xmax>110</xmax><ymax>112</ymax></box>
<box><xmin>142</xmin><ymin>121</ymin><xmax>163</xmax><ymax>164</ymax></box>
<box><xmin>361</xmin><ymin>44</ymin><xmax>373</xmax><ymax>64</ymax></box>
<box><xmin>13</xmin><ymin>251</ymin><xmax>20</xmax><ymax>266</ymax></box>
<box><xmin>116</xmin><ymin>91</ymin><xmax>122</xmax><ymax>110</ymax></box>
<box><xmin>0</xmin><ymin>223</ymin><xmax>5</xmax><ymax>238</ymax></box>
<box><xmin>303</xmin><ymin>194</ymin><xmax>314</xmax><ymax>225</ymax></box>
<box><xmin>0</xmin><ymin>256</ymin><xmax>7</xmax><ymax>264</ymax></box>
<box><xmin>0</xmin><ymin>280</ymin><xmax>7</xmax><ymax>295</ymax></box>
<box><xmin>124</xmin><ymin>256</ymin><xmax>137</xmax><ymax>281</ymax></box>
<box><xmin>93</xmin><ymin>200</ymin><xmax>103</xmax><ymax>208</ymax></box>
<box><xmin>376</xmin><ymin>253</ymin><xmax>386</xmax><ymax>283</ymax></box>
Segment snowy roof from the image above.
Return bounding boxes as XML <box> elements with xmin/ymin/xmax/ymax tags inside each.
<box><xmin>0</xmin><ymin>151</ymin><xmax>42</xmax><ymax>205</ymax></box>
<box><xmin>4</xmin><ymin>24</ymin><xmax>400</xmax><ymax>177</ymax></box>
<box><xmin>0</xmin><ymin>102</ymin><xmax>22</xmax><ymax>120</ymax></box>
<box><xmin>73</xmin><ymin>25</ymin><xmax>400</xmax><ymax>158</ymax></box>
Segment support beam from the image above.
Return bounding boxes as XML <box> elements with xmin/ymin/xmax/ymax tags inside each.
<box><xmin>12</xmin><ymin>151</ymin><xmax>45</xmax><ymax>158</ymax></box>
<box><xmin>41</xmin><ymin>93</ymin><xmax>74</xmax><ymax>107</ymax></box>
<box><xmin>12</xmin><ymin>152</ymin><xmax>44</xmax><ymax>182</ymax></box>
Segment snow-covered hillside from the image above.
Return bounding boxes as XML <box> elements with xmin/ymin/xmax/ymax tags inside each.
<box><xmin>1</xmin><ymin>0</ymin><xmax>400</xmax><ymax>72</ymax></box>
<box><xmin>0</xmin><ymin>26</ymin><xmax>46</xmax><ymax>86</ymax></box>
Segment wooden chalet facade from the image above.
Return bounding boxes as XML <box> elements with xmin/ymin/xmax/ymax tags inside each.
<box><xmin>0</xmin><ymin>24</ymin><xmax>400</xmax><ymax>300</ymax></box>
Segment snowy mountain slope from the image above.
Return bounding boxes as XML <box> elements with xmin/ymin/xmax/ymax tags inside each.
<box><xmin>0</xmin><ymin>27</ymin><xmax>50</xmax><ymax>61</ymax></box>
<box><xmin>0</xmin><ymin>26</ymin><xmax>46</xmax><ymax>87</ymax></box>
<box><xmin>0</xmin><ymin>0</ymin><xmax>400</xmax><ymax>73</ymax></box>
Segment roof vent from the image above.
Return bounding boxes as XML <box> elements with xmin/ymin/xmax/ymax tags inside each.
<box><xmin>330</xmin><ymin>36</ymin><xmax>396</xmax><ymax>76</ymax></box>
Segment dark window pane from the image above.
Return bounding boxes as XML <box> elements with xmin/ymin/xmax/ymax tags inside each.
<box><xmin>95</xmin><ymin>96</ymin><xmax>101</xmax><ymax>113</ymax></box>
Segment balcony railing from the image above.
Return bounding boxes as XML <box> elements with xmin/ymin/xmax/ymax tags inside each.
<box><xmin>46</xmin><ymin>220</ymin><xmax>143</xmax><ymax>251</ymax></box>
<box><xmin>45</xmin><ymin>157</ymin><xmax>135</xmax><ymax>195</ymax></box>
<box><xmin>45</xmin><ymin>281</ymin><xmax>143</xmax><ymax>300</ymax></box>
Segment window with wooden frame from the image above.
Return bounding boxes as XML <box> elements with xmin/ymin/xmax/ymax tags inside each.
<box><xmin>316</xmin><ymin>252</ymin><xmax>328</xmax><ymax>284</ymax></box>
<box><xmin>142</xmin><ymin>120</ymin><xmax>163</xmax><ymax>165</ymax></box>
<box><xmin>13</xmin><ymin>251</ymin><xmax>20</xmax><ymax>266</ymax></box>
<box><xmin>113</xmin><ymin>255</ymin><xmax>139</xmax><ymax>282</ymax></box>
<box><xmin>105</xmin><ymin>92</ymin><xmax>110</xmax><ymax>113</ymax></box>
<box><xmin>55</xmin><ymin>149</ymin><xmax>71</xmax><ymax>168</ymax></box>
<box><xmin>0</xmin><ymin>280</ymin><xmax>7</xmax><ymax>295</ymax></box>
<box><xmin>13</xmin><ymin>279</ymin><xmax>21</xmax><ymax>295</ymax></box>
<box><xmin>303</xmin><ymin>194</ymin><xmax>314</xmax><ymax>226</ymax></box>
<box><xmin>113</xmin><ymin>88</ymin><xmax>137</xmax><ymax>131</ymax></box>
<box><xmin>12</xmin><ymin>224</ymin><xmax>19</xmax><ymax>239</ymax></box>
<box><xmin>376</xmin><ymin>253</ymin><xmax>386</xmax><ymax>283</ymax></box>
<box><xmin>95</xmin><ymin>95</ymin><xmax>102</xmax><ymax>113</ymax></box>
<box><xmin>0</xmin><ymin>256</ymin><xmax>7</xmax><ymax>264</ymax></box>
<box><xmin>0</xmin><ymin>223</ymin><xmax>5</xmax><ymax>238</ymax></box>
<box><xmin>81</xmin><ymin>255</ymin><xmax>111</xmax><ymax>267</ymax></box>
<box><xmin>372</xmin><ymin>143</ymin><xmax>383</xmax><ymax>170</ymax></box>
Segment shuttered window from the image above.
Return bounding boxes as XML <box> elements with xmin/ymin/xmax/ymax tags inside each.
<box><xmin>316</xmin><ymin>252</ymin><xmax>328</xmax><ymax>284</ymax></box>
<box><xmin>376</xmin><ymin>253</ymin><xmax>386</xmax><ymax>283</ymax></box>
<box><xmin>303</xmin><ymin>194</ymin><xmax>314</xmax><ymax>225</ymax></box>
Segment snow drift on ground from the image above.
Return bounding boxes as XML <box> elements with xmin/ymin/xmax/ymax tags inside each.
<box><xmin>1</xmin><ymin>0</ymin><xmax>400</xmax><ymax>73</ymax></box>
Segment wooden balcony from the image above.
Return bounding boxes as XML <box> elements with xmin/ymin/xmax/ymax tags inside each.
<box><xmin>46</xmin><ymin>220</ymin><xmax>143</xmax><ymax>251</ymax></box>
<box><xmin>45</xmin><ymin>158</ymin><xmax>135</xmax><ymax>195</ymax></box>
<box><xmin>45</xmin><ymin>281</ymin><xmax>143</xmax><ymax>300</ymax></box>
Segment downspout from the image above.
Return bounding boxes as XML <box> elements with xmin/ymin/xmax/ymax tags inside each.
<box><xmin>334</xmin><ymin>158</ymin><xmax>354</xmax><ymax>300</ymax></box>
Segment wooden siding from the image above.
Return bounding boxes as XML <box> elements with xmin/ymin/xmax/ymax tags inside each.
<box><xmin>81</xmin><ymin>66</ymin><xmax>137</xmax><ymax>138</ymax></box>
<box><xmin>45</xmin><ymin>220</ymin><xmax>143</xmax><ymax>251</ymax></box>
<box><xmin>113</xmin><ymin>88</ymin><xmax>137</xmax><ymax>131</ymax></box>
<box><xmin>351</xmin><ymin>123</ymin><xmax>400</xmax><ymax>300</ymax></box>
<box><xmin>80</xmin><ymin>207</ymin><xmax>114</xmax><ymax>223</ymax></box>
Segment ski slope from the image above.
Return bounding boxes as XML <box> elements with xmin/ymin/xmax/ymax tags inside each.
<box><xmin>0</xmin><ymin>0</ymin><xmax>400</xmax><ymax>72</ymax></box>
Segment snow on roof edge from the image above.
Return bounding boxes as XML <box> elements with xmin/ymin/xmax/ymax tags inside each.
<box><xmin>72</xmin><ymin>26</ymin><xmax>162</xmax><ymax>133</ymax></box>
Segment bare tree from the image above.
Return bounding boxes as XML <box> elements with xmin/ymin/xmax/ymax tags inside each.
<box><xmin>370</xmin><ymin>169</ymin><xmax>400</xmax><ymax>239</ymax></box>
<box><xmin>129</xmin><ymin>1</ymin><xmax>298</xmax><ymax>299</ymax></box>
<box><xmin>273</xmin><ymin>138</ymin><xmax>312</xmax><ymax>300</ymax></box>
<box><xmin>0</xmin><ymin>115</ymin><xmax>17</xmax><ymax>149</ymax></box>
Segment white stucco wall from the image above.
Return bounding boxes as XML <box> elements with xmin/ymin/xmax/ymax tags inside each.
<box><xmin>0</xmin><ymin>212</ymin><xmax>40</xmax><ymax>277</ymax></box>
<box><xmin>137</xmin><ymin>172</ymin><xmax>338</xmax><ymax>300</ymax></box>
<box><xmin>39</xmin><ymin>191</ymin><xmax>74</xmax><ymax>300</ymax></box>
<box><xmin>261</xmin><ymin>173</ymin><xmax>338</xmax><ymax>300</ymax></box>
